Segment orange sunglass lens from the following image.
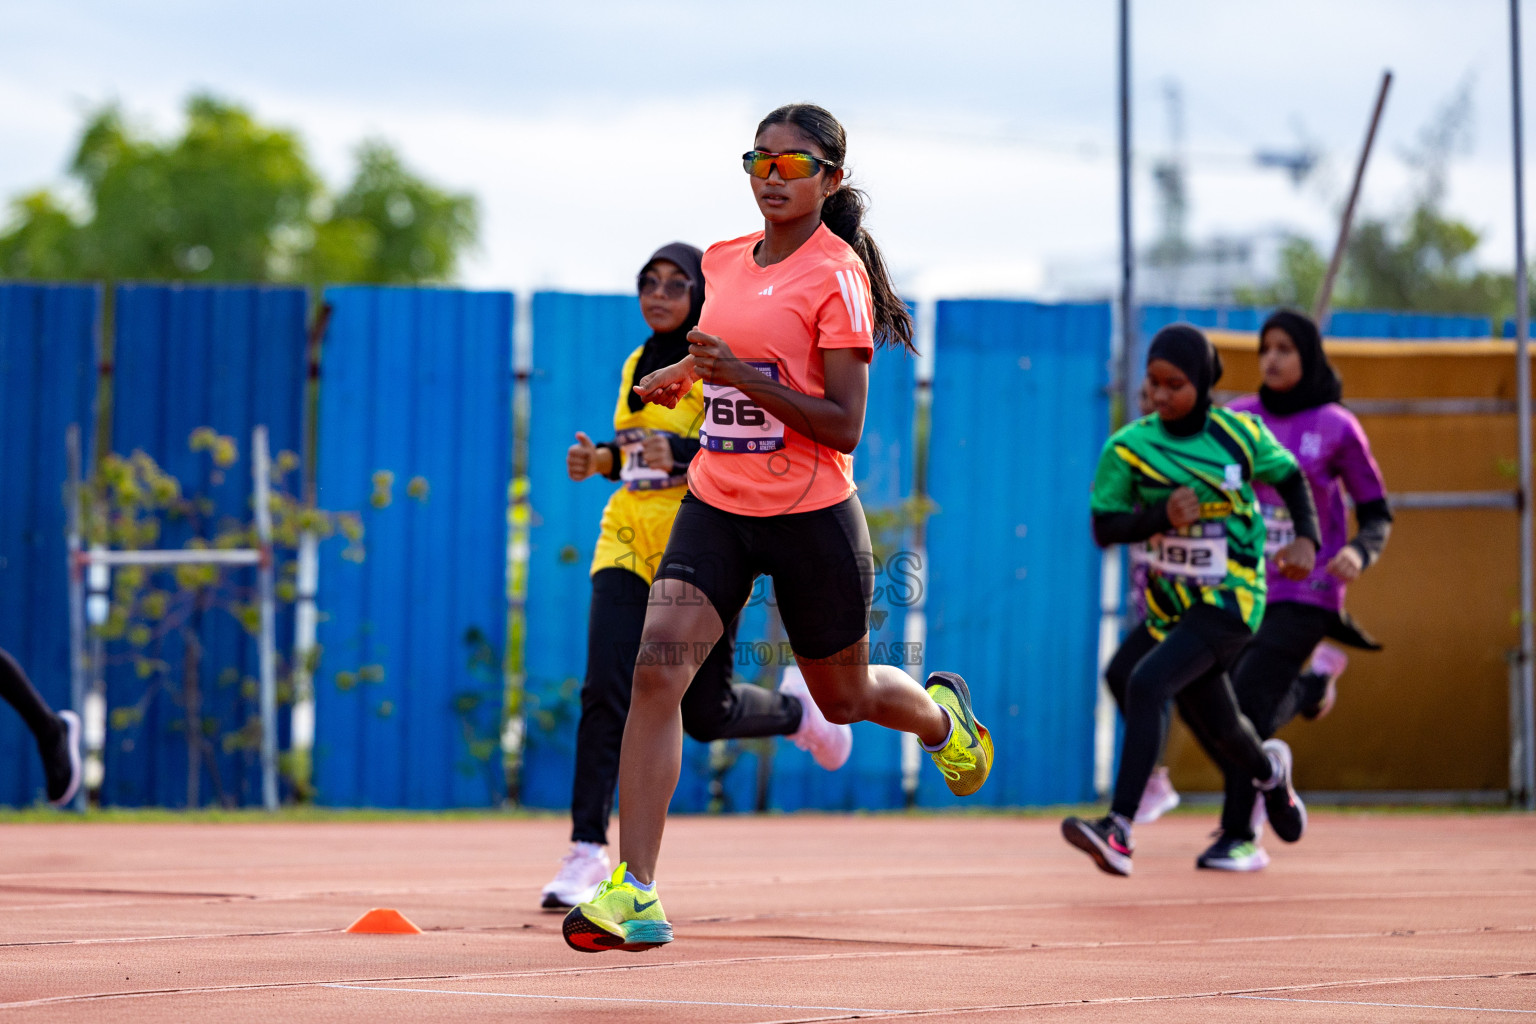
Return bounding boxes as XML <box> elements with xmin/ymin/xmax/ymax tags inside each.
<box><xmin>742</xmin><ymin>151</ymin><xmax>821</xmax><ymax>180</ymax></box>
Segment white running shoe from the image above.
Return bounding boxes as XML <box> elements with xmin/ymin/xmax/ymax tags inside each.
<box><xmin>779</xmin><ymin>666</ymin><xmax>853</xmax><ymax>771</ymax></box>
<box><xmin>1134</xmin><ymin>765</ymin><xmax>1180</xmax><ymax>824</ymax></box>
<box><xmin>540</xmin><ymin>842</ymin><xmax>610</xmax><ymax>910</ymax></box>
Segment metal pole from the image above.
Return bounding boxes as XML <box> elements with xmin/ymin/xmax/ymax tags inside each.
<box><xmin>1511</xmin><ymin>0</ymin><xmax>1535</xmax><ymax>810</ymax></box>
<box><xmin>253</xmin><ymin>426</ymin><xmax>279</xmax><ymax>811</ymax></box>
<box><xmin>1314</xmin><ymin>71</ymin><xmax>1393</xmax><ymax>329</ymax></box>
<box><xmin>290</xmin><ymin>302</ymin><xmax>329</xmax><ymax>780</ymax></box>
<box><xmin>64</xmin><ymin>426</ymin><xmax>87</xmax><ymax>811</ymax></box>
<box><xmin>1117</xmin><ymin>0</ymin><xmax>1137</xmax><ymax>419</ymax></box>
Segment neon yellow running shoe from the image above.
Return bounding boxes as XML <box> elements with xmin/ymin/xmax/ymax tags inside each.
<box><xmin>925</xmin><ymin>671</ymin><xmax>993</xmax><ymax>796</ymax></box>
<box><xmin>561</xmin><ymin>862</ymin><xmax>673</xmax><ymax>953</ymax></box>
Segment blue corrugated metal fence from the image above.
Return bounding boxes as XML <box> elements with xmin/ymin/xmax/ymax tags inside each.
<box><xmin>0</xmin><ymin>284</ymin><xmax>99</xmax><ymax>806</ymax></box>
<box><xmin>922</xmin><ymin>300</ymin><xmax>1112</xmax><ymax>807</ymax></box>
<box><xmin>105</xmin><ymin>284</ymin><xmax>307</xmax><ymax>807</ymax></box>
<box><xmin>313</xmin><ymin>286</ymin><xmax>512</xmax><ymax>807</ymax></box>
<box><xmin>9</xmin><ymin>280</ymin><xmax>1497</xmax><ymax>810</ymax></box>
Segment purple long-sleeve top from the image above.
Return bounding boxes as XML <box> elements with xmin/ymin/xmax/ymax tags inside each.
<box><xmin>1226</xmin><ymin>396</ymin><xmax>1387</xmax><ymax>611</ymax></box>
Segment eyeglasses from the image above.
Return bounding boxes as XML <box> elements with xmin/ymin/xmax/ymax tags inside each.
<box><xmin>639</xmin><ymin>275</ymin><xmax>693</xmax><ymax>300</ymax></box>
<box><xmin>741</xmin><ymin>150</ymin><xmax>838</xmax><ymax>180</ymax></box>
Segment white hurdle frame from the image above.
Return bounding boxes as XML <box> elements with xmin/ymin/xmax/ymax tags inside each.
<box><xmin>66</xmin><ymin>424</ymin><xmax>281</xmax><ymax>811</ymax></box>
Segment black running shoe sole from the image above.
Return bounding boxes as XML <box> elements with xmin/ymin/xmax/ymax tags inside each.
<box><xmin>541</xmin><ymin>892</ymin><xmax>574</xmax><ymax>911</ymax></box>
<box><xmin>561</xmin><ymin>906</ymin><xmax>670</xmax><ymax>953</ymax></box>
<box><xmin>562</xmin><ymin>906</ymin><xmax>627</xmax><ymax>952</ymax></box>
<box><xmin>1261</xmin><ymin>739</ymin><xmax>1307</xmax><ymax>843</ymax></box>
<box><xmin>1061</xmin><ymin>818</ymin><xmax>1132</xmax><ymax>877</ymax></box>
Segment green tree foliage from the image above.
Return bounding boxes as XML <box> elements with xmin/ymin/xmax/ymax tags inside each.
<box><xmin>1240</xmin><ymin>81</ymin><xmax>1525</xmax><ymax>323</ymax></box>
<box><xmin>311</xmin><ymin>141</ymin><xmax>478</xmax><ymax>284</ymax></box>
<box><xmin>0</xmin><ymin>93</ymin><xmax>477</xmax><ymax>285</ymax></box>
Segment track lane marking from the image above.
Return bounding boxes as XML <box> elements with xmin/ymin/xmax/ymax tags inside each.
<box><xmin>682</xmin><ymin>886</ymin><xmax>1536</xmax><ymax>924</ymax></box>
<box><xmin>1234</xmin><ymin>994</ymin><xmax>1536</xmax><ymax>1014</ymax></box>
<box><xmin>323</xmin><ymin>983</ymin><xmax>891</xmax><ymax>1012</ymax></box>
<box><xmin>0</xmin><ymin>928</ymin><xmax>337</xmax><ymax>948</ymax></box>
<box><xmin>8</xmin><ymin>969</ymin><xmax>1531</xmax><ymax>1020</ymax></box>
<box><xmin>3</xmin><ymin>940</ymin><xmax>1533</xmax><ymax>1011</ymax></box>
<box><xmin>744</xmin><ymin>971</ymin><xmax>1536</xmax><ymax>1023</ymax></box>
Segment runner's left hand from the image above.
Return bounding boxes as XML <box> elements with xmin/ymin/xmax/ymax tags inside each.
<box><xmin>641</xmin><ymin>434</ymin><xmax>675</xmax><ymax>473</ymax></box>
<box><xmin>1274</xmin><ymin>537</ymin><xmax>1317</xmax><ymax>580</ymax></box>
<box><xmin>634</xmin><ymin>361</ymin><xmax>695</xmax><ymax>408</ymax></box>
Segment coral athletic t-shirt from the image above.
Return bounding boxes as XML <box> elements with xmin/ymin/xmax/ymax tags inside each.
<box><xmin>686</xmin><ymin>223</ymin><xmax>876</xmax><ymax>516</ymax></box>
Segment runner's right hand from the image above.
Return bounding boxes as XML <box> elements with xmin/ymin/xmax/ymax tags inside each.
<box><xmin>1165</xmin><ymin>487</ymin><xmax>1201</xmax><ymax>528</ymax></box>
<box><xmin>567</xmin><ymin>432</ymin><xmax>608</xmax><ymax>481</ymax></box>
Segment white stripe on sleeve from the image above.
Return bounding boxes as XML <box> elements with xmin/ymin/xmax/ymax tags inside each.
<box><xmin>835</xmin><ymin>269</ymin><xmax>861</xmax><ymax>333</ymax></box>
<box><xmin>854</xmin><ymin>271</ymin><xmax>873</xmax><ymax>337</ymax></box>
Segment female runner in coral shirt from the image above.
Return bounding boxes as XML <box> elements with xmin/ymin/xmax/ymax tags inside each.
<box><xmin>562</xmin><ymin>103</ymin><xmax>994</xmax><ymax>953</ymax></box>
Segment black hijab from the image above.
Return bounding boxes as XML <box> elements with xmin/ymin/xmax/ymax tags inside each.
<box><xmin>629</xmin><ymin>242</ymin><xmax>705</xmax><ymax>412</ymax></box>
<box><xmin>1258</xmin><ymin>309</ymin><xmax>1343</xmax><ymax>416</ymax></box>
<box><xmin>1147</xmin><ymin>323</ymin><xmax>1223</xmax><ymax>437</ymax></box>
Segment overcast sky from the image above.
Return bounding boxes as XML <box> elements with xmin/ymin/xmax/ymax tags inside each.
<box><xmin>2</xmin><ymin>1</ymin><xmax>1531</xmax><ymax>297</ymax></box>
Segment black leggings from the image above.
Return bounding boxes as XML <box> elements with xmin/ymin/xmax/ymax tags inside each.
<box><xmin>1</xmin><ymin>648</ymin><xmax>60</xmax><ymax>745</ymax></box>
<box><xmin>1105</xmin><ymin>606</ymin><xmax>1272</xmax><ymax>822</ymax></box>
<box><xmin>570</xmin><ymin>567</ymin><xmax>802</xmax><ymax>845</ymax></box>
<box><xmin>1210</xmin><ymin>601</ymin><xmax>1335</xmax><ymax>838</ymax></box>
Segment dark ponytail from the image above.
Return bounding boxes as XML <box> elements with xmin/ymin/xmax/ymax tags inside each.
<box><xmin>756</xmin><ymin>103</ymin><xmax>916</xmax><ymax>353</ymax></box>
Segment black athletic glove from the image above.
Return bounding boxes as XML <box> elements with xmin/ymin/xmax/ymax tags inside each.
<box><xmin>1092</xmin><ymin>503</ymin><xmax>1174</xmax><ymax>547</ymax></box>
<box><xmin>598</xmin><ymin>441</ymin><xmax>622</xmax><ymax>482</ymax></box>
<box><xmin>1348</xmin><ymin>496</ymin><xmax>1393</xmax><ymax>568</ymax></box>
<box><xmin>1272</xmin><ymin>469</ymin><xmax>1321</xmax><ymax>548</ymax></box>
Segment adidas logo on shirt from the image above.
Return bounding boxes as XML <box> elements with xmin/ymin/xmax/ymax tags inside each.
<box><xmin>758</xmin><ymin>285</ymin><xmax>773</xmax><ymax>296</ymax></box>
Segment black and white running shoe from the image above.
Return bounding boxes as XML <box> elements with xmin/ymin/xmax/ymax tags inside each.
<box><xmin>1196</xmin><ymin>831</ymin><xmax>1271</xmax><ymax>872</ymax></box>
<box><xmin>1061</xmin><ymin>814</ymin><xmax>1134</xmax><ymax>877</ymax></box>
<box><xmin>43</xmin><ymin>710</ymin><xmax>82</xmax><ymax>807</ymax></box>
<box><xmin>1258</xmin><ymin>738</ymin><xmax>1306</xmax><ymax>843</ymax></box>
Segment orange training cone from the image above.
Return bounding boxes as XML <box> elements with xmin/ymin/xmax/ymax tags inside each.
<box><xmin>345</xmin><ymin>908</ymin><xmax>423</xmax><ymax>934</ymax></box>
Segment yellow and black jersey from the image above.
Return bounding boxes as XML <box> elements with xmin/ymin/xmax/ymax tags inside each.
<box><xmin>590</xmin><ymin>345</ymin><xmax>704</xmax><ymax>584</ymax></box>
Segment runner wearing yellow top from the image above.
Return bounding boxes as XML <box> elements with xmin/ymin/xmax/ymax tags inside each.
<box><xmin>540</xmin><ymin>243</ymin><xmax>851</xmax><ymax>911</ymax></box>
<box><xmin>562</xmin><ymin>104</ymin><xmax>993</xmax><ymax>954</ymax></box>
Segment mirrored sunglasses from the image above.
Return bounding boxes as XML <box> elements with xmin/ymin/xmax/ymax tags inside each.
<box><xmin>741</xmin><ymin>149</ymin><xmax>838</xmax><ymax>180</ymax></box>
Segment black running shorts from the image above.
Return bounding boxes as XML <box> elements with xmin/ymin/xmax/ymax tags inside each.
<box><xmin>653</xmin><ymin>492</ymin><xmax>873</xmax><ymax>660</ymax></box>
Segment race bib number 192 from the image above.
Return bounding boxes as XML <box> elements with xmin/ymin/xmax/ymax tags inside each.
<box><xmin>1149</xmin><ymin>521</ymin><xmax>1227</xmax><ymax>584</ymax></box>
<box><xmin>700</xmin><ymin>361</ymin><xmax>786</xmax><ymax>453</ymax></box>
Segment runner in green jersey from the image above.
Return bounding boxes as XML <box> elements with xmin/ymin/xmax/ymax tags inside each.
<box><xmin>1063</xmin><ymin>324</ymin><xmax>1320</xmax><ymax>877</ymax></box>
<box><xmin>1093</xmin><ymin>397</ymin><xmax>1296</xmax><ymax>636</ymax></box>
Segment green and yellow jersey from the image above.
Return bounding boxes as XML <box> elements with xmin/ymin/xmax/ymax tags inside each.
<box><xmin>1091</xmin><ymin>407</ymin><xmax>1301</xmax><ymax>637</ymax></box>
<box><xmin>590</xmin><ymin>344</ymin><xmax>704</xmax><ymax>584</ymax></box>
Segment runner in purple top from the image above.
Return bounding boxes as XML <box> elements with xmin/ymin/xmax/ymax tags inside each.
<box><xmin>1194</xmin><ymin>309</ymin><xmax>1393</xmax><ymax>872</ymax></box>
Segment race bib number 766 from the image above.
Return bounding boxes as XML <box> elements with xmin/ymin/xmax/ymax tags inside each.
<box><xmin>700</xmin><ymin>360</ymin><xmax>786</xmax><ymax>453</ymax></box>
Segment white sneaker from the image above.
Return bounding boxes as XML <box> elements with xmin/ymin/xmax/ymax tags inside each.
<box><xmin>1134</xmin><ymin>765</ymin><xmax>1180</xmax><ymax>824</ymax></box>
<box><xmin>779</xmin><ymin>666</ymin><xmax>852</xmax><ymax>771</ymax></box>
<box><xmin>540</xmin><ymin>842</ymin><xmax>610</xmax><ymax>910</ymax></box>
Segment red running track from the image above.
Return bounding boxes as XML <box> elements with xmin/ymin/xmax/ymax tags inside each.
<box><xmin>0</xmin><ymin>812</ymin><xmax>1532</xmax><ymax>1022</ymax></box>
